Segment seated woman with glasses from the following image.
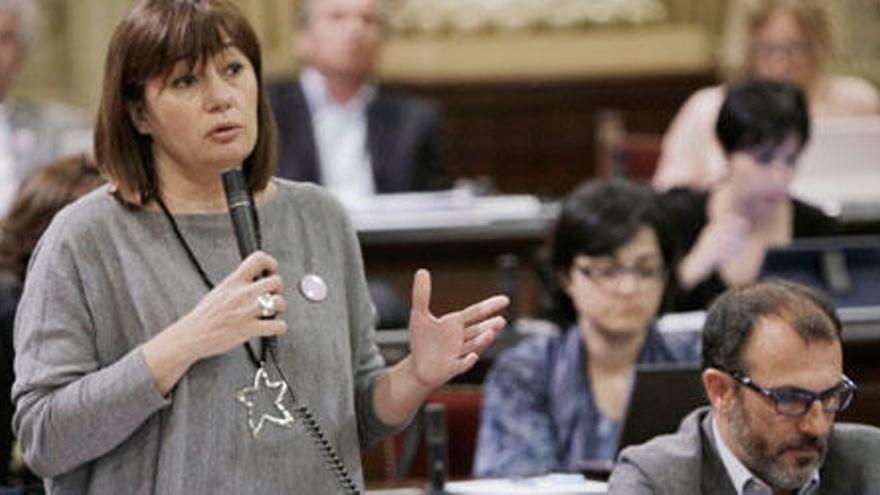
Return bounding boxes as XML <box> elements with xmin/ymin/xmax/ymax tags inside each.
<box><xmin>653</xmin><ymin>0</ymin><xmax>880</xmax><ymax>192</ymax></box>
<box><xmin>472</xmin><ymin>179</ymin><xmax>700</xmax><ymax>477</ymax></box>
<box><xmin>663</xmin><ymin>79</ymin><xmax>839</xmax><ymax>312</ymax></box>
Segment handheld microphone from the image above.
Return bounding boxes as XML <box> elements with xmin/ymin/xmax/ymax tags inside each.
<box><xmin>222</xmin><ymin>168</ymin><xmax>260</xmax><ymax>259</ymax></box>
<box><xmin>222</xmin><ymin>168</ymin><xmax>276</xmax><ymax>350</ymax></box>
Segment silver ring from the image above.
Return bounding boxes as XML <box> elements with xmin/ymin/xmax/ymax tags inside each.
<box><xmin>257</xmin><ymin>293</ymin><xmax>276</xmax><ymax>319</ymax></box>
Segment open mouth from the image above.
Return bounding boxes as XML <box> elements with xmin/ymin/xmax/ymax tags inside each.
<box><xmin>209</xmin><ymin>124</ymin><xmax>243</xmax><ymax>141</ymax></box>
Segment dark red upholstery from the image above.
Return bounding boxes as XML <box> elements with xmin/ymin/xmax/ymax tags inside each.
<box><xmin>389</xmin><ymin>386</ymin><xmax>483</xmax><ymax>479</ymax></box>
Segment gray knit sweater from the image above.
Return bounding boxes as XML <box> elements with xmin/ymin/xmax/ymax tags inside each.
<box><xmin>12</xmin><ymin>179</ymin><xmax>398</xmax><ymax>494</ymax></box>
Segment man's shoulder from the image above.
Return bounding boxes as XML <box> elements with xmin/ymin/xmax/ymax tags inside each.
<box><xmin>8</xmin><ymin>98</ymin><xmax>89</xmax><ymax>128</ymax></box>
<box><xmin>820</xmin><ymin>422</ymin><xmax>880</xmax><ymax>491</ymax></box>
<box><xmin>609</xmin><ymin>407</ymin><xmax>715</xmax><ymax>493</ymax></box>
<box><xmin>374</xmin><ymin>87</ymin><xmax>438</xmax><ymax>118</ymax></box>
<box><xmin>265</xmin><ymin>79</ymin><xmax>306</xmax><ymax>107</ymax></box>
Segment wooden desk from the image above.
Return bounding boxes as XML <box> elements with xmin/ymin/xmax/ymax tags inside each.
<box><xmin>358</xmin><ymin>198</ymin><xmax>557</xmax><ymax>318</ymax></box>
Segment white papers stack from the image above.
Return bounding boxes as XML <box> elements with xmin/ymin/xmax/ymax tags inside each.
<box><xmin>445</xmin><ymin>474</ymin><xmax>607</xmax><ymax>494</ymax></box>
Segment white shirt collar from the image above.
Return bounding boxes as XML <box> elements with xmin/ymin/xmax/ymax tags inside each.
<box><xmin>711</xmin><ymin>414</ymin><xmax>820</xmax><ymax>495</ymax></box>
<box><xmin>299</xmin><ymin>67</ymin><xmax>376</xmax><ymax>114</ymax></box>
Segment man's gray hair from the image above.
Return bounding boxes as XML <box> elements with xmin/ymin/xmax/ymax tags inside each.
<box><xmin>0</xmin><ymin>0</ymin><xmax>39</xmax><ymax>49</ymax></box>
<box><xmin>296</xmin><ymin>0</ymin><xmax>389</xmax><ymax>30</ymax></box>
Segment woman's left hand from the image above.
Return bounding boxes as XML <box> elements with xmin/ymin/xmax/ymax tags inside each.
<box><xmin>407</xmin><ymin>269</ymin><xmax>509</xmax><ymax>389</ymax></box>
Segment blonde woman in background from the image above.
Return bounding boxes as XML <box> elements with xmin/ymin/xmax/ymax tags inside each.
<box><xmin>652</xmin><ymin>0</ymin><xmax>880</xmax><ymax>192</ymax></box>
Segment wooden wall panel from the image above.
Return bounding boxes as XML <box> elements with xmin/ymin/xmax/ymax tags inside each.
<box><xmin>388</xmin><ymin>72</ymin><xmax>715</xmax><ymax>197</ymax></box>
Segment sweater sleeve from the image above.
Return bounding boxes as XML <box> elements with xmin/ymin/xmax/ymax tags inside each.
<box><xmin>11</xmin><ymin>224</ymin><xmax>170</xmax><ymax>478</ymax></box>
<box><xmin>332</xmin><ymin>200</ymin><xmax>403</xmax><ymax>448</ymax></box>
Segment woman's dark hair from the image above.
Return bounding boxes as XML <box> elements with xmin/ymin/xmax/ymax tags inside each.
<box><xmin>0</xmin><ymin>155</ymin><xmax>104</xmax><ymax>289</ymax></box>
<box><xmin>543</xmin><ymin>178</ymin><xmax>677</xmax><ymax>326</ymax></box>
<box><xmin>702</xmin><ymin>279</ymin><xmax>841</xmax><ymax>374</ymax></box>
<box><xmin>715</xmin><ymin>79</ymin><xmax>810</xmax><ymax>156</ymax></box>
<box><xmin>94</xmin><ymin>0</ymin><xmax>277</xmax><ymax>206</ymax></box>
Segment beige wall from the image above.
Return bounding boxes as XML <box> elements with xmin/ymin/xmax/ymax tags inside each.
<box><xmin>10</xmin><ymin>0</ymin><xmax>878</xmax><ymax>116</ymax></box>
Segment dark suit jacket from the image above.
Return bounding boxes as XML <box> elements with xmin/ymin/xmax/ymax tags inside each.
<box><xmin>267</xmin><ymin>80</ymin><xmax>450</xmax><ymax>193</ymax></box>
<box><xmin>608</xmin><ymin>406</ymin><xmax>880</xmax><ymax>494</ymax></box>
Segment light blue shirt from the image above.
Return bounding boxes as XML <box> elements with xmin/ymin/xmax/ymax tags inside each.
<box><xmin>712</xmin><ymin>416</ymin><xmax>820</xmax><ymax>495</ymax></box>
<box><xmin>299</xmin><ymin>68</ymin><xmax>377</xmax><ymax>201</ymax></box>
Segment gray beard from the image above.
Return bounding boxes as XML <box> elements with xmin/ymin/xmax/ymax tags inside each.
<box><xmin>726</xmin><ymin>398</ymin><xmax>830</xmax><ymax>491</ymax></box>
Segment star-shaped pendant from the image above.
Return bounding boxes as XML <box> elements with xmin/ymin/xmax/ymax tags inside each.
<box><xmin>236</xmin><ymin>366</ymin><xmax>295</xmax><ymax>437</ymax></box>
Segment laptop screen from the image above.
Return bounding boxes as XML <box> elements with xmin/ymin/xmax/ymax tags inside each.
<box><xmin>759</xmin><ymin>236</ymin><xmax>880</xmax><ymax>307</ymax></box>
<box><xmin>615</xmin><ymin>362</ymin><xmax>706</xmax><ymax>457</ymax></box>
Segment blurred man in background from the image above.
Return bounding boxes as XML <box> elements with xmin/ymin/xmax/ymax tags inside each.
<box><xmin>0</xmin><ymin>0</ymin><xmax>91</xmax><ymax>216</ymax></box>
<box><xmin>268</xmin><ymin>0</ymin><xmax>450</xmax><ymax>204</ymax></box>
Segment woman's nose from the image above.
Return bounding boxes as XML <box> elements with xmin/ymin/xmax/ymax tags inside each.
<box><xmin>204</xmin><ymin>72</ymin><xmax>234</xmax><ymax>111</ymax></box>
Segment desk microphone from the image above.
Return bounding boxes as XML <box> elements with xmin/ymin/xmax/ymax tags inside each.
<box><xmin>222</xmin><ymin>168</ymin><xmax>275</xmax><ymax>350</ymax></box>
<box><xmin>425</xmin><ymin>403</ymin><xmax>449</xmax><ymax>494</ymax></box>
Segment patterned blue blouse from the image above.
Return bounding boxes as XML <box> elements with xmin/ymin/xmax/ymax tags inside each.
<box><xmin>472</xmin><ymin>324</ymin><xmax>700</xmax><ymax>477</ymax></box>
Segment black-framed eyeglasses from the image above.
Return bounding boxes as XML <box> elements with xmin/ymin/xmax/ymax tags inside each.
<box><xmin>574</xmin><ymin>263</ymin><xmax>666</xmax><ymax>293</ymax></box>
<box><xmin>729</xmin><ymin>372</ymin><xmax>857</xmax><ymax>417</ymax></box>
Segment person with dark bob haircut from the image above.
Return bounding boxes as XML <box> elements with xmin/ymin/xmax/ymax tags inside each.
<box><xmin>610</xmin><ymin>280</ymin><xmax>880</xmax><ymax>493</ymax></box>
<box><xmin>11</xmin><ymin>1</ymin><xmax>508</xmax><ymax>493</ymax></box>
<box><xmin>661</xmin><ymin>79</ymin><xmax>839</xmax><ymax>312</ymax></box>
<box><xmin>473</xmin><ymin>179</ymin><xmax>699</xmax><ymax>477</ymax></box>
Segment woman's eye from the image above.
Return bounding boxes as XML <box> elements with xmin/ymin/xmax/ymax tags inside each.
<box><xmin>226</xmin><ymin>61</ymin><xmax>244</xmax><ymax>77</ymax></box>
<box><xmin>172</xmin><ymin>74</ymin><xmax>197</xmax><ymax>89</ymax></box>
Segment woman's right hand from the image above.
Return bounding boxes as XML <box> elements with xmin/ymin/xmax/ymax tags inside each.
<box><xmin>142</xmin><ymin>251</ymin><xmax>287</xmax><ymax>395</ymax></box>
<box><xmin>678</xmin><ymin>213</ymin><xmax>750</xmax><ymax>289</ymax></box>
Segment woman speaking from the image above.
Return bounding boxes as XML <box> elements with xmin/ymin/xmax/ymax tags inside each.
<box><xmin>11</xmin><ymin>1</ymin><xmax>507</xmax><ymax>493</ymax></box>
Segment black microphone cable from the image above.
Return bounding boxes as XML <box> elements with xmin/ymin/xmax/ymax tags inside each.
<box><xmin>222</xmin><ymin>169</ymin><xmax>360</xmax><ymax>495</ymax></box>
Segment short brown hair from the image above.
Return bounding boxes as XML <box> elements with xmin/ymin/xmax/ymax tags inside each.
<box><xmin>94</xmin><ymin>0</ymin><xmax>277</xmax><ymax>206</ymax></box>
<box><xmin>702</xmin><ymin>279</ymin><xmax>841</xmax><ymax>374</ymax></box>
<box><xmin>0</xmin><ymin>154</ymin><xmax>104</xmax><ymax>288</ymax></box>
<box><xmin>720</xmin><ymin>0</ymin><xmax>835</xmax><ymax>83</ymax></box>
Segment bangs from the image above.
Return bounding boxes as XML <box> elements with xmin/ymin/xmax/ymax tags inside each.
<box><xmin>122</xmin><ymin>0</ymin><xmax>261</xmax><ymax>98</ymax></box>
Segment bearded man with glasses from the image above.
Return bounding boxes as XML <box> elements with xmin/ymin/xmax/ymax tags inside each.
<box><xmin>609</xmin><ymin>279</ymin><xmax>880</xmax><ymax>494</ymax></box>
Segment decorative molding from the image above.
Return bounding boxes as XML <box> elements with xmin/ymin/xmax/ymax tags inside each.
<box><xmin>387</xmin><ymin>0</ymin><xmax>668</xmax><ymax>36</ymax></box>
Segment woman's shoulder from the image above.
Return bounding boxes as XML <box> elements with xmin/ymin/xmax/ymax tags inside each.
<box><xmin>269</xmin><ymin>179</ymin><xmax>351</xmax><ymax>225</ymax></box>
<box><xmin>658</xmin><ymin>187</ymin><xmax>708</xmax><ymax>215</ymax></box>
<box><xmin>485</xmin><ymin>330</ymin><xmax>566</xmax><ymax>393</ymax></box>
<box><xmin>791</xmin><ymin>197</ymin><xmax>840</xmax><ymax>237</ymax></box>
<box><xmin>39</xmin><ymin>185</ymin><xmax>122</xmax><ymax>242</ymax></box>
<box><xmin>493</xmin><ymin>325</ymin><xmax>570</xmax><ymax>371</ymax></box>
<box><xmin>677</xmin><ymin>85</ymin><xmax>726</xmax><ymax>120</ymax></box>
<box><xmin>820</xmin><ymin>75</ymin><xmax>880</xmax><ymax>115</ymax></box>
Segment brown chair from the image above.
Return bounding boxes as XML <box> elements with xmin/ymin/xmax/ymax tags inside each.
<box><xmin>595</xmin><ymin>110</ymin><xmax>663</xmax><ymax>183</ymax></box>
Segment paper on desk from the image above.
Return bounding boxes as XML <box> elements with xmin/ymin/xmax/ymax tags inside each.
<box><xmin>445</xmin><ymin>474</ymin><xmax>607</xmax><ymax>494</ymax></box>
<box><xmin>346</xmin><ymin>189</ymin><xmax>546</xmax><ymax>232</ymax></box>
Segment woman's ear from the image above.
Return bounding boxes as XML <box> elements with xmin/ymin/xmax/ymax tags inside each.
<box><xmin>128</xmin><ymin>102</ymin><xmax>151</xmax><ymax>135</ymax></box>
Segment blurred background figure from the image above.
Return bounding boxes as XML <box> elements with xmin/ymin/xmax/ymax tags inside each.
<box><xmin>0</xmin><ymin>0</ymin><xmax>92</xmax><ymax>216</ymax></box>
<box><xmin>662</xmin><ymin>79</ymin><xmax>839</xmax><ymax>312</ymax></box>
<box><xmin>0</xmin><ymin>154</ymin><xmax>103</xmax><ymax>487</ymax></box>
<box><xmin>472</xmin><ymin>179</ymin><xmax>699</xmax><ymax>478</ymax></box>
<box><xmin>652</xmin><ymin>0</ymin><xmax>880</xmax><ymax>192</ymax></box>
<box><xmin>268</xmin><ymin>0</ymin><xmax>451</xmax><ymax>203</ymax></box>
